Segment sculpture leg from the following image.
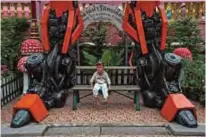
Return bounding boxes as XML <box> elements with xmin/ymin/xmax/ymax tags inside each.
<box><xmin>161</xmin><ymin>94</ymin><xmax>197</xmax><ymax>128</ymax></box>
<box><xmin>10</xmin><ymin>110</ymin><xmax>31</xmax><ymax>128</ymax></box>
<box><xmin>11</xmin><ymin>94</ymin><xmax>48</xmax><ymax>128</ymax></box>
<box><xmin>137</xmin><ymin>44</ymin><xmax>197</xmax><ymax>128</ymax></box>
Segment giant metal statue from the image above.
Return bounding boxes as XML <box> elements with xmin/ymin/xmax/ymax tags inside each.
<box><xmin>11</xmin><ymin>1</ymin><xmax>197</xmax><ymax>128</ymax></box>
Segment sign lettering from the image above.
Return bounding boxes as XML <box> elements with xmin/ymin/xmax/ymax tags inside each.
<box><xmin>81</xmin><ymin>4</ymin><xmax>123</xmax><ymax>31</ymax></box>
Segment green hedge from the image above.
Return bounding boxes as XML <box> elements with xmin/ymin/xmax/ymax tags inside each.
<box><xmin>181</xmin><ymin>54</ymin><xmax>205</xmax><ymax>106</ymax></box>
<box><xmin>1</xmin><ymin>17</ymin><xmax>30</xmax><ymax>71</ymax></box>
<box><xmin>166</xmin><ymin>16</ymin><xmax>203</xmax><ymax>50</ymax></box>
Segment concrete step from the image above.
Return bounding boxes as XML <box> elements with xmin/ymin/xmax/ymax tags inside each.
<box><xmin>1</xmin><ymin>123</ymin><xmax>205</xmax><ymax>137</ymax></box>
<box><xmin>168</xmin><ymin>123</ymin><xmax>205</xmax><ymax>136</ymax></box>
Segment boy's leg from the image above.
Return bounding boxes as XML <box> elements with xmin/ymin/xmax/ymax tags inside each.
<box><xmin>102</xmin><ymin>83</ymin><xmax>109</xmax><ymax>103</ymax></box>
<box><xmin>93</xmin><ymin>83</ymin><xmax>100</xmax><ymax>105</ymax></box>
<box><xmin>93</xmin><ymin>83</ymin><xmax>99</xmax><ymax>97</ymax></box>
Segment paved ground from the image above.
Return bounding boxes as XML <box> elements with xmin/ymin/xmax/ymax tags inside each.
<box><xmin>2</xmin><ymin>135</ymin><xmax>206</xmax><ymax>137</ymax></box>
<box><xmin>3</xmin><ymin>135</ymin><xmax>203</xmax><ymax>137</ymax></box>
<box><xmin>1</xmin><ymin>91</ymin><xmax>205</xmax><ymax>125</ymax></box>
<box><xmin>2</xmin><ymin>123</ymin><xmax>205</xmax><ymax>137</ymax></box>
<box><xmin>19</xmin><ymin>135</ymin><xmax>206</xmax><ymax>137</ymax></box>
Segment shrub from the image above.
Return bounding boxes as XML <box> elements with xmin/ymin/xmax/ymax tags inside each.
<box><xmin>181</xmin><ymin>59</ymin><xmax>204</xmax><ymax>88</ymax></box>
<box><xmin>181</xmin><ymin>58</ymin><xmax>205</xmax><ymax>106</ymax></box>
<box><xmin>1</xmin><ymin>17</ymin><xmax>30</xmax><ymax>71</ymax></box>
<box><xmin>166</xmin><ymin>20</ymin><xmax>176</xmax><ymax>49</ymax></box>
<box><xmin>166</xmin><ymin>16</ymin><xmax>203</xmax><ymax>51</ymax></box>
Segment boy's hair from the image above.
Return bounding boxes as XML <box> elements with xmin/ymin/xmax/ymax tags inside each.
<box><xmin>96</xmin><ymin>60</ymin><xmax>104</xmax><ymax>66</ymax></box>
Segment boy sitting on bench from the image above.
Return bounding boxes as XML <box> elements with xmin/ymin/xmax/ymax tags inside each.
<box><xmin>90</xmin><ymin>61</ymin><xmax>111</xmax><ymax>105</ymax></box>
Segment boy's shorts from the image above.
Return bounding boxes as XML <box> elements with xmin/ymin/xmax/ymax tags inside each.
<box><xmin>93</xmin><ymin>83</ymin><xmax>108</xmax><ymax>99</ymax></box>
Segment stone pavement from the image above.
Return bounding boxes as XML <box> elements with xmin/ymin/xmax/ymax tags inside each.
<box><xmin>1</xmin><ymin>123</ymin><xmax>205</xmax><ymax>137</ymax></box>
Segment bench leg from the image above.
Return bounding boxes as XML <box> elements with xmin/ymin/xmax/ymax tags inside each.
<box><xmin>135</xmin><ymin>91</ymin><xmax>140</xmax><ymax>111</ymax></box>
<box><xmin>134</xmin><ymin>91</ymin><xmax>136</xmax><ymax>103</ymax></box>
<box><xmin>73</xmin><ymin>90</ymin><xmax>78</xmax><ymax>110</ymax></box>
<box><xmin>77</xmin><ymin>90</ymin><xmax>80</xmax><ymax>103</ymax></box>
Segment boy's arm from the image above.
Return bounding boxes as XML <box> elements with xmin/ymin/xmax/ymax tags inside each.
<box><xmin>90</xmin><ymin>72</ymin><xmax>96</xmax><ymax>90</ymax></box>
<box><xmin>90</xmin><ymin>82</ymin><xmax>93</xmax><ymax>90</ymax></box>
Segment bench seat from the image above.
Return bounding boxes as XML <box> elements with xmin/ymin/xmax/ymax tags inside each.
<box><xmin>72</xmin><ymin>85</ymin><xmax>140</xmax><ymax>91</ymax></box>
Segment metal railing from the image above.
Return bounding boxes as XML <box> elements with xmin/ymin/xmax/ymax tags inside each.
<box><xmin>1</xmin><ymin>73</ymin><xmax>23</xmax><ymax>107</ymax></box>
<box><xmin>1</xmin><ymin>2</ymin><xmax>205</xmax><ymax>20</ymax></box>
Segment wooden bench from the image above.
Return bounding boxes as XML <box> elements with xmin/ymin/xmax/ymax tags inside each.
<box><xmin>72</xmin><ymin>66</ymin><xmax>141</xmax><ymax>111</ymax></box>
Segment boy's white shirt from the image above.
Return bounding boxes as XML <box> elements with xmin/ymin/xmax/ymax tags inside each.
<box><xmin>90</xmin><ymin>71</ymin><xmax>111</xmax><ymax>85</ymax></box>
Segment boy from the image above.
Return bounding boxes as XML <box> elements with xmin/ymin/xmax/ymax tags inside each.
<box><xmin>90</xmin><ymin>61</ymin><xmax>111</xmax><ymax>105</ymax></box>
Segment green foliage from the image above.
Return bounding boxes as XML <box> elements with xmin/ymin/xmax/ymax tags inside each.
<box><xmin>1</xmin><ymin>17</ymin><xmax>30</xmax><ymax>70</ymax></box>
<box><xmin>1</xmin><ymin>71</ymin><xmax>21</xmax><ymax>78</ymax></box>
<box><xmin>80</xmin><ymin>23</ymin><xmax>125</xmax><ymax>66</ymax></box>
<box><xmin>166</xmin><ymin>20</ymin><xmax>176</xmax><ymax>48</ymax></box>
<box><xmin>166</xmin><ymin>17</ymin><xmax>203</xmax><ymax>50</ymax></box>
<box><xmin>1</xmin><ymin>71</ymin><xmax>11</xmax><ymax>78</ymax></box>
<box><xmin>181</xmin><ymin>58</ymin><xmax>205</xmax><ymax>106</ymax></box>
<box><xmin>81</xmin><ymin>23</ymin><xmax>107</xmax><ymax>45</ymax></box>
<box><xmin>200</xmin><ymin>88</ymin><xmax>205</xmax><ymax>106</ymax></box>
<box><xmin>82</xmin><ymin>47</ymin><xmax>124</xmax><ymax>66</ymax></box>
<box><xmin>193</xmin><ymin>53</ymin><xmax>205</xmax><ymax>62</ymax></box>
<box><xmin>82</xmin><ymin>50</ymin><xmax>98</xmax><ymax>66</ymax></box>
<box><xmin>181</xmin><ymin>59</ymin><xmax>205</xmax><ymax>88</ymax></box>
<box><xmin>101</xmin><ymin>49</ymin><xmax>112</xmax><ymax>66</ymax></box>
<box><xmin>102</xmin><ymin>48</ymin><xmax>124</xmax><ymax>66</ymax></box>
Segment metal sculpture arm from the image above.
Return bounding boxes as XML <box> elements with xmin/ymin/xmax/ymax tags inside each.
<box><xmin>41</xmin><ymin>1</ymin><xmax>84</xmax><ymax>53</ymax></box>
<box><xmin>123</xmin><ymin>1</ymin><xmax>167</xmax><ymax>53</ymax></box>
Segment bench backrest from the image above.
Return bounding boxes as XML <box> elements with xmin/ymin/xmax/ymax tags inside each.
<box><xmin>75</xmin><ymin>66</ymin><xmax>137</xmax><ymax>85</ymax></box>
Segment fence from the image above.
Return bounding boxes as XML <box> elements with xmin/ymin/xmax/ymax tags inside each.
<box><xmin>1</xmin><ymin>73</ymin><xmax>23</xmax><ymax>107</ymax></box>
<box><xmin>1</xmin><ymin>2</ymin><xmax>31</xmax><ymax>19</ymax></box>
<box><xmin>164</xmin><ymin>2</ymin><xmax>205</xmax><ymax>20</ymax></box>
<box><xmin>1</xmin><ymin>1</ymin><xmax>205</xmax><ymax>20</ymax></box>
